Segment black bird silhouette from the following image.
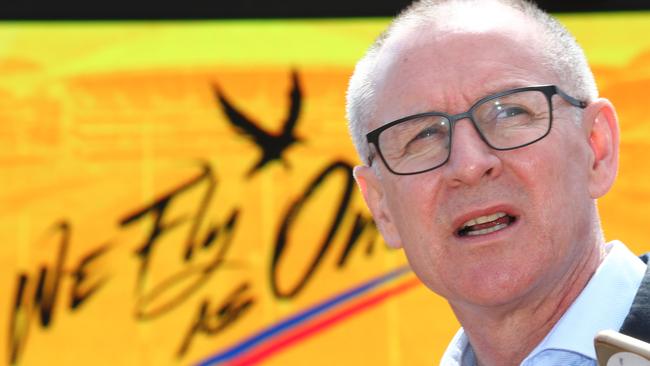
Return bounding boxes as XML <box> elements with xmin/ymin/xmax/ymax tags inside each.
<box><xmin>215</xmin><ymin>70</ymin><xmax>303</xmax><ymax>177</ymax></box>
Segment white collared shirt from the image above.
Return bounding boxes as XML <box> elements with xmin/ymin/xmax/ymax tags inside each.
<box><xmin>440</xmin><ymin>241</ymin><xmax>647</xmax><ymax>366</ymax></box>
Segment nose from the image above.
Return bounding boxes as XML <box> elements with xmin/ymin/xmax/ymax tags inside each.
<box><xmin>441</xmin><ymin>118</ymin><xmax>502</xmax><ymax>187</ymax></box>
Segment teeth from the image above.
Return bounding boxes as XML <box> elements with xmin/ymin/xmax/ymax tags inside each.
<box><xmin>462</xmin><ymin>212</ymin><xmax>507</xmax><ymax>228</ymax></box>
<box><xmin>465</xmin><ymin>223</ymin><xmax>507</xmax><ymax>236</ymax></box>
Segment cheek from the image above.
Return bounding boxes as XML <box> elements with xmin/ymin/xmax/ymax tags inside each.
<box><xmin>511</xmin><ymin>133</ymin><xmax>593</xmax><ymax>245</ymax></box>
<box><xmin>514</xmin><ymin>125</ymin><xmax>591</xmax><ymax>197</ymax></box>
<box><xmin>382</xmin><ymin>176</ymin><xmax>451</xmax><ymax>292</ymax></box>
<box><xmin>385</xmin><ymin>175</ymin><xmax>443</xmax><ymax>235</ymax></box>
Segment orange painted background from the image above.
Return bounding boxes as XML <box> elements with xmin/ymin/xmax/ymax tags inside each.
<box><xmin>0</xmin><ymin>13</ymin><xmax>649</xmax><ymax>366</ymax></box>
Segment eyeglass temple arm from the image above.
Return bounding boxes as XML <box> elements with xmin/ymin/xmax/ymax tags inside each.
<box><xmin>366</xmin><ymin>143</ymin><xmax>377</xmax><ymax>166</ymax></box>
<box><xmin>556</xmin><ymin>87</ymin><xmax>588</xmax><ymax>109</ymax></box>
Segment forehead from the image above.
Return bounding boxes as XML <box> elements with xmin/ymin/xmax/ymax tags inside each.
<box><xmin>370</xmin><ymin>3</ymin><xmax>558</xmax><ymax>127</ymax></box>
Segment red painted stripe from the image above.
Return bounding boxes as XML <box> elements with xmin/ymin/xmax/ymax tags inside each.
<box><xmin>226</xmin><ymin>277</ymin><xmax>421</xmax><ymax>366</ymax></box>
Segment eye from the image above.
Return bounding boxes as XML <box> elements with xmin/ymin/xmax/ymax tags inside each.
<box><xmin>413</xmin><ymin>126</ymin><xmax>440</xmax><ymax>140</ymax></box>
<box><xmin>404</xmin><ymin>125</ymin><xmax>446</xmax><ymax>155</ymax></box>
<box><xmin>495</xmin><ymin>105</ymin><xmax>530</xmax><ymax>119</ymax></box>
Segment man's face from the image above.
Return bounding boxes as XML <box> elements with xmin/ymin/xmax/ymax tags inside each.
<box><xmin>356</xmin><ymin>9</ymin><xmax>611</xmax><ymax>310</ymax></box>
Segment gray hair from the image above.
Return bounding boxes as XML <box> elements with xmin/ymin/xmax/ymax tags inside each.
<box><xmin>346</xmin><ymin>0</ymin><xmax>598</xmax><ymax>165</ymax></box>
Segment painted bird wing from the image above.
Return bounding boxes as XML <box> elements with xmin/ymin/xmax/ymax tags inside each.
<box><xmin>215</xmin><ymin>86</ymin><xmax>271</xmax><ymax>144</ymax></box>
<box><xmin>281</xmin><ymin>70</ymin><xmax>302</xmax><ymax>137</ymax></box>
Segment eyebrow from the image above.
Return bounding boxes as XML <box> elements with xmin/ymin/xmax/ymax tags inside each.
<box><xmin>479</xmin><ymin>81</ymin><xmax>531</xmax><ymax>97</ymax></box>
<box><xmin>420</xmin><ymin>81</ymin><xmax>535</xmax><ymax>115</ymax></box>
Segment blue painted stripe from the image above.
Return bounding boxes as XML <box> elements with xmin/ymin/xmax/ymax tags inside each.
<box><xmin>195</xmin><ymin>265</ymin><xmax>412</xmax><ymax>366</ymax></box>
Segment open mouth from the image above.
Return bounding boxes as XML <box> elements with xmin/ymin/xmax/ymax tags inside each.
<box><xmin>456</xmin><ymin>212</ymin><xmax>517</xmax><ymax>237</ymax></box>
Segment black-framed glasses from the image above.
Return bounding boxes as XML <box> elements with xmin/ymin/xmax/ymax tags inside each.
<box><xmin>366</xmin><ymin>85</ymin><xmax>587</xmax><ymax>175</ymax></box>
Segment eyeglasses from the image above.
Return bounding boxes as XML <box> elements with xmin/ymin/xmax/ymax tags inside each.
<box><xmin>366</xmin><ymin>85</ymin><xmax>587</xmax><ymax>175</ymax></box>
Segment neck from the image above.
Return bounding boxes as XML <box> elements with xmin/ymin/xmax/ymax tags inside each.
<box><xmin>451</xmin><ymin>240</ymin><xmax>604</xmax><ymax>366</ymax></box>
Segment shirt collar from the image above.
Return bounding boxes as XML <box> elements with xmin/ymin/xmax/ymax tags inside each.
<box><xmin>440</xmin><ymin>241</ymin><xmax>646</xmax><ymax>366</ymax></box>
<box><xmin>523</xmin><ymin>241</ymin><xmax>646</xmax><ymax>362</ymax></box>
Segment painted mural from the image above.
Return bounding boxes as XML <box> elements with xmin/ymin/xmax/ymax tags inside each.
<box><xmin>1</xmin><ymin>12</ymin><xmax>650</xmax><ymax>365</ymax></box>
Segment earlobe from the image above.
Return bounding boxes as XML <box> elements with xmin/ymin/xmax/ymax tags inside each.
<box><xmin>585</xmin><ymin>98</ymin><xmax>620</xmax><ymax>198</ymax></box>
<box><xmin>353</xmin><ymin>165</ymin><xmax>403</xmax><ymax>249</ymax></box>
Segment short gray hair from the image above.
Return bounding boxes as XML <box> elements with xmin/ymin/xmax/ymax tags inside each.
<box><xmin>346</xmin><ymin>0</ymin><xmax>598</xmax><ymax>165</ymax></box>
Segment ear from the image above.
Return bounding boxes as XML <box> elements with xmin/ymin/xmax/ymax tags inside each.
<box><xmin>353</xmin><ymin>165</ymin><xmax>403</xmax><ymax>249</ymax></box>
<box><xmin>583</xmin><ymin>98</ymin><xmax>619</xmax><ymax>198</ymax></box>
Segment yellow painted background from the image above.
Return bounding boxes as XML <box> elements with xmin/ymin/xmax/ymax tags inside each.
<box><xmin>0</xmin><ymin>12</ymin><xmax>649</xmax><ymax>366</ymax></box>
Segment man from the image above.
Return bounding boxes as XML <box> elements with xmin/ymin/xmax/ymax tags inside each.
<box><xmin>345</xmin><ymin>0</ymin><xmax>648</xmax><ymax>365</ymax></box>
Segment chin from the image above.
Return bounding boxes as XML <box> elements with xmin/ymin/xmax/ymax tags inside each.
<box><xmin>438</xmin><ymin>263</ymin><xmax>544</xmax><ymax>309</ymax></box>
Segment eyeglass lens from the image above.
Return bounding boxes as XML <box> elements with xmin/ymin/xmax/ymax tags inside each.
<box><xmin>377</xmin><ymin>89</ymin><xmax>550</xmax><ymax>174</ymax></box>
